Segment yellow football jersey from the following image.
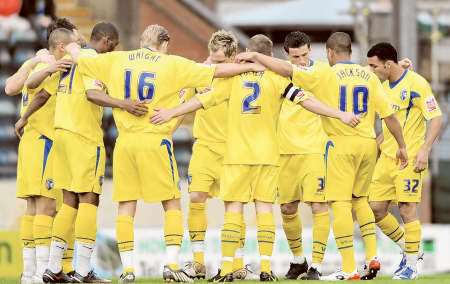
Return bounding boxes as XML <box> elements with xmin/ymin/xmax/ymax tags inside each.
<box><xmin>292</xmin><ymin>61</ymin><xmax>394</xmax><ymax>138</ymax></box>
<box><xmin>278</xmin><ymin>60</ymin><xmax>328</xmax><ymax>154</ymax></box>
<box><xmin>22</xmin><ymin>63</ymin><xmax>58</xmax><ymax>140</ymax></box>
<box><xmin>77</xmin><ymin>48</ymin><xmax>215</xmax><ymax>135</ymax></box>
<box><xmin>50</xmin><ymin>49</ymin><xmax>105</xmax><ymax>144</ymax></box>
<box><xmin>197</xmin><ymin>71</ymin><xmax>309</xmax><ymax>165</ymax></box>
<box><xmin>380</xmin><ymin>70</ymin><xmax>442</xmax><ymax>158</ymax></box>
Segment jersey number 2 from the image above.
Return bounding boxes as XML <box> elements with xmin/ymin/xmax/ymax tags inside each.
<box><xmin>242</xmin><ymin>81</ymin><xmax>261</xmax><ymax>114</ymax></box>
<box><xmin>339</xmin><ymin>85</ymin><xmax>368</xmax><ymax>115</ymax></box>
<box><xmin>124</xmin><ymin>70</ymin><xmax>156</xmax><ymax>101</ymax></box>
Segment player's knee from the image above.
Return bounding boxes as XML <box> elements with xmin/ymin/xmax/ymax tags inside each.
<box><xmin>310</xmin><ymin>202</ymin><xmax>328</xmax><ymax>214</ymax></box>
<box><xmin>369</xmin><ymin>201</ymin><xmax>388</xmax><ymax>222</ymax></box>
<box><xmin>63</xmin><ymin>190</ymin><xmax>79</xmax><ymax>209</ymax></box>
<box><xmin>78</xmin><ymin>192</ymin><xmax>99</xmax><ymax>206</ymax></box>
<box><xmin>398</xmin><ymin>202</ymin><xmax>417</xmax><ymax>222</ymax></box>
<box><xmin>190</xmin><ymin>191</ymin><xmax>208</xmax><ymax>203</ymax></box>
<box><xmin>162</xmin><ymin>198</ymin><xmax>181</xmax><ymax>211</ymax></box>
<box><xmin>35</xmin><ymin>196</ymin><xmax>56</xmax><ymax>216</ymax></box>
<box><xmin>280</xmin><ymin>201</ymin><xmax>298</xmax><ymax>215</ymax></box>
<box><xmin>25</xmin><ymin>198</ymin><xmax>36</xmax><ymax>215</ymax></box>
<box><xmin>118</xmin><ymin>200</ymin><xmax>137</xmax><ymax>217</ymax></box>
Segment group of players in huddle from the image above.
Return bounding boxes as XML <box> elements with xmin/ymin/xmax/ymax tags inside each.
<box><xmin>5</xmin><ymin>15</ymin><xmax>442</xmax><ymax>283</ymax></box>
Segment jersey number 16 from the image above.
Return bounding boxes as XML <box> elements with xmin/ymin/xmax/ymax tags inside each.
<box><xmin>124</xmin><ymin>70</ymin><xmax>156</xmax><ymax>101</ymax></box>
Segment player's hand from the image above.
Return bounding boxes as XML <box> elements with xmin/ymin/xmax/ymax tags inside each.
<box><xmin>340</xmin><ymin>112</ymin><xmax>360</xmax><ymax>127</ymax></box>
<box><xmin>235</xmin><ymin>51</ymin><xmax>258</xmax><ymax>63</ymax></box>
<box><xmin>46</xmin><ymin>59</ymin><xmax>73</xmax><ymax>73</ymax></box>
<box><xmin>120</xmin><ymin>100</ymin><xmax>148</xmax><ymax>116</ymax></box>
<box><xmin>250</xmin><ymin>62</ymin><xmax>266</xmax><ymax>72</ymax></box>
<box><xmin>396</xmin><ymin>147</ymin><xmax>408</xmax><ymax>170</ymax></box>
<box><xmin>413</xmin><ymin>145</ymin><xmax>429</xmax><ymax>173</ymax></box>
<box><xmin>150</xmin><ymin>108</ymin><xmax>174</xmax><ymax>125</ymax></box>
<box><xmin>399</xmin><ymin>58</ymin><xmax>413</xmax><ymax>70</ymax></box>
<box><xmin>14</xmin><ymin>118</ymin><xmax>28</xmax><ymax>139</ymax></box>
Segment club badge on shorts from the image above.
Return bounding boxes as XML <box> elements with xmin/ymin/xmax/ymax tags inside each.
<box><xmin>46</xmin><ymin>179</ymin><xmax>54</xmax><ymax>190</ymax></box>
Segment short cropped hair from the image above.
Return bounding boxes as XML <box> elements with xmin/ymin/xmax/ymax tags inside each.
<box><xmin>46</xmin><ymin>18</ymin><xmax>76</xmax><ymax>40</ymax></box>
<box><xmin>91</xmin><ymin>22</ymin><xmax>119</xmax><ymax>42</ymax></box>
<box><xmin>367</xmin><ymin>42</ymin><xmax>398</xmax><ymax>63</ymax></box>
<box><xmin>283</xmin><ymin>31</ymin><xmax>311</xmax><ymax>52</ymax></box>
<box><xmin>208</xmin><ymin>30</ymin><xmax>238</xmax><ymax>58</ymax></box>
<box><xmin>48</xmin><ymin>28</ymin><xmax>73</xmax><ymax>49</ymax></box>
<box><xmin>140</xmin><ymin>24</ymin><xmax>170</xmax><ymax>48</ymax></box>
<box><xmin>326</xmin><ymin>32</ymin><xmax>352</xmax><ymax>54</ymax></box>
<box><xmin>248</xmin><ymin>34</ymin><xmax>273</xmax><ymax>56</ymax></box>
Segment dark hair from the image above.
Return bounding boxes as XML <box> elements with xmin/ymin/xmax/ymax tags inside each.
<box><xmin>367</xmin><ymin>42</ymin><xmax>398</xmax><ymax>63</ymax></box>
<box><xmin>48</xmin><ymin>28</ymin><xmax>73</xmax><ymax>49</ymax></box>
<box><xmin>90</xmin><ymin>22</ymin><xmax>119</xmax><ymax>42</ymax></box>
<box><xmin>326</xmin><ymin>32</ymin><xmax>352</xmax><ymax>54</ymax></box>
<box><xmin>46</xmin><ymin>18</ymin><xmax>76</xmax><ymax>40</ymax></box>
<box><xmin>248</xmin><ymin>34</ymin><xmax>273</xmax><ymax>56</ymax></box>
<box><xmin>283</xmin><ymin>31</ymin><xmax>311</xmax><ymax>53</ymax></box>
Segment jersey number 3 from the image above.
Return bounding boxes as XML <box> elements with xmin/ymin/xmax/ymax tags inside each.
<box><xmin>242</xmin><ymin>81</ymin><xmax>261</xmax><ymax>114</ymax></box>
<box><xmin>339</xmin><ymin>85</ymin><xmax>368</xmax><ymax>115</ymax></box>
<box><xmin>124</xmin><ymin>70</ymin><xmax>156</xmax><ymax>101</ymax></box>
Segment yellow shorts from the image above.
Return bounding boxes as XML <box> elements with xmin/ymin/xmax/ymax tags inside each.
<box><xmin>278</xmin><ymin>153</ymin><xmax>327</xmax><ymax>204</ymax></box>
<box><xmin>188</xmin><ymin>141</ymin><xmax>224</xmax><ymax>197</ymax></box>
<box><xmin>53</xmin><ymin>129</ymin><xmax>105</xmax><ymax>194</ymax></box>
<box><xmin>220</xmin><ymin>165</ymin><xmax>279</xmax><ymax>203</ymax></box>
<box><xmin>113</xmin><ymin>133</ymin><xmax>180</xmax><ymax>203</ymax></box>
<box><xmin>16</xmin><ymin>128</ymin><xmax>57</xmax><ymax>199</ymax></box>
<box><xmin>326</xmin><ymin>136</ymin><xmax>377</xmax><ymax>201</ymax></box>
<box><xmin>369</xmin><ymin>154</ymin><xmax>424</xmax><ymax>203</ymax></box>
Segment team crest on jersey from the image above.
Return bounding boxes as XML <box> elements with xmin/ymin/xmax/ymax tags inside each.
<box><xmin>99</xmin><ymin>175</ymin><xmax>104</xmax><ymax>186</ymax></box>
<box><xmin>425</xmin><ymin>96</ymin><xmax>437</xmax><ymax>112</ymax></box>
<box><xmin>400</xmin><ymin>89</ymin><xmax>408</xmax><ymax>101</ymax></box>
<box><xmin>46</xmin><ymin>179</ymin><xmax>54</xmax><ymax>190</ymax></box>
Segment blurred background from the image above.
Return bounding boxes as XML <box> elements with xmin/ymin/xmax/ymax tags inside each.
<box><xmin>0</xmin><ymin>0</ymin><xmax>449</xmax><ymax>278</ymax></box>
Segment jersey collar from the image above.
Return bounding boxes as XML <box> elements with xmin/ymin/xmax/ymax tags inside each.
<box><xmin>336</xmin><ymin>60</ymin><xmax>354</xmax><ymax>64</ymax></box>
<box><xmin>389</xmin><ymin>69</ymin><xmax>408</xmax><ymax>89</ymax></box>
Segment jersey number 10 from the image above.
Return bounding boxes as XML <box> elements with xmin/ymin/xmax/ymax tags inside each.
<box><xmin>124</xmin><ymin>70</ymin><xmax>156</xmax><ymax>101</ymax></box>
<box><xmin>339</xmin><ymin>85</ymin><xmax>368</xmax><ymax>115</ymax></box>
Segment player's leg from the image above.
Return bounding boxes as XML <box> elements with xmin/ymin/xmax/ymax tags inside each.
<box><xmin>321</xmin><ymin>137</ymin><xmax>359</xmax><ymax>280</ymax></box>
<box><xmin>308</xmin><ymin>202</ymin><xmax>329</xmax><ymax>279</ymax></box>
<box><xmin>33</xmin><ymin>196</ymin><xmax>56</xmax><ymax>281</ymax></box>
<box><xmin>232</xmin><ymin>214</ymin><xmax>247</xmax><ymax>278</ymax></box>
<box><xmin>20</xmin><ymin>198</ymin><xmax>36</xmax><ymax>283</ymax></box>
<box><xmin>116</xmin><ymin>200</ymin><xmax>137</xmax><ymax>282</ymax></box>
<box><xmin>278</xmin><ymin>154</ymin><xmax>307</xmax><ymax>279</ymax></box>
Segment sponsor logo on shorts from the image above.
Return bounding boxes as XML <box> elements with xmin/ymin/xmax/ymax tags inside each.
<box><xmin>45</xmin><ymin>179</ymin><xmax>54</xmax><ymax>190</ymax></box>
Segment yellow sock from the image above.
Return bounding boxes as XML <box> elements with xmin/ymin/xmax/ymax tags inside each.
<box><xmin>281</xmin><ymin>212</ymin><xmax>302</xmax><ymax>257</ymax></box>
<box><xmin>116</xmin><ymin>215</ymin><xmax>134</xmax><ymax>273</ymax></box>
<box><xmin>75</xmin><ymin>203</ymin><xmax>97</xmax><ymax>245</ymax></box>
<box><xmin>188</xmin><ymin>202</ymin><xmax>206</xmax><ymax>265</ymax></box>
<box><xmin>312</xmin><ymin>211</ymin><xmax>330</xmax><ymax>265</ymax></box>
<box><xmin>353</xmin><ymin>197</ymin><xmax>377</xmax><ymax>261</ymax></box>
<box><xmin>404</xmin><ymin>220</ymin><xmax>421</xmax><ymax>267</ymax></box>
<box><xmin>233</xmin><ymin>216</ymin><xmax>246</xmax><ymax>271</ymax></box>
<box><xmin>21</xmin><ymin>215</ymin><xmax>35</xmax><ymax>248</ymax></box>
<box><xmin>257</xmin><ymin>212</ymin><xmax>275</xmax><ymax>273</ymax></box>
<box><xmin>220</xmin><ymin>212</ymin><xmax>242</xmax><ymax>276</ymax></box>
<box><xmin>62</xmin><ymin>226</ymin><xmax>74</xmax><ymax>274</ymax></box>
<box><xmin>34</xmin><ymin>215</ymin><xmax>54</xmax><ymax>247</ymax></box>
<box><xmin>165</xmin><ymin>210</ymin><xmax>183</xmax><ymax>270</ymax></box>
<box><xmin>52</xmin><ymin>204</ymin><xmax>77</xmax><ymax>243</ymax></box>
<box><xmin>377</xmin><ymin>213</ymin><xmax>405</xmax><ymax>250</ymax></box>
<box><xmin>331</xmin><ymin>201</ymin><xmax>356</xmax><ymax>273</ymax></box>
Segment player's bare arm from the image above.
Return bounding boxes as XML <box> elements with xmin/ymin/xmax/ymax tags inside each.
<box><xmin>300</xmin><ymin>96</ymin><xmax>361</xmax><ymax>127</ymax></box>
<box><xmin>14</xmin><ymin>89</ymin><xmax>51</xmax><ymax>138</ymax></box>
<box><xmin>26</xmin><ymin>59</ymin><xmax>72</xmax><ymax>89</ymax></box>
<box><xmin>86</xmin><ymin>89</ymin><xmax>148</xmax><ymax>117</ymax></box>
<box><xmin>64</xmin><ymin>42</ymin><xmax>82</xmax><ymax>62</ymax></box>
<box><xmin>414</xmin><ymin>115</ymin><xmax>443</xmax><ymax>173</ymax></box>
<box><xmin>235</xmin><ymin>51</ymin><xmax>293</xmax><ymax>77</ymax></box>
<box><xmin>210</xmin><ymin>62</ymin><xmax>266</xmax><ymax>78</ymax></box>
<box><xmin>4</xmin><ymin>49</ymin><xmax>52</xmax><ymax>96</ymax></box>
<box><xmin>151</xmin><ymin>97</ymin><xmax>203</xmax><ymax>125</ymax></box>
<box><xmin>383</xmin><ymin>114</ymin><xmax>408</xmax><ymax>169</ymax></box>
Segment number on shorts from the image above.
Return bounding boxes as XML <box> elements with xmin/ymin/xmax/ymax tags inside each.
<box><xmin>318</xmin><ymin>177</ymin><xmax>325</xmax><ymax>191</ymax></box>
<box><xmin>403</xmin><ymin>179</ymin><xmax>419</xmax><ymax>193</ymax></box>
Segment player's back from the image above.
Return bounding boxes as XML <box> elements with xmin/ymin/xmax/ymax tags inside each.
<box><xmin>77</xmin><ymin>47</ymin><xmax>215</xmax><ymax>135</ymax></box>
<box><xmin>324</xmin><ymin>62</ymin><xmax>391</xmax><ymax>138</ymax></box>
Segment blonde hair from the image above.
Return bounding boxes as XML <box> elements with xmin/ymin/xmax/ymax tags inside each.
<box><xmin>140</xmin><ymin>24</ymin><xmax>170</xmax><ymax>48</ymax></box>
<box><xmin>208</xmin><ymin>30</ymin><xmax>238</xmax><ymax>58</ymax></box>
<box><xmin>248</xmin><ymin>34</ymin><xmax>273</xmax><ymax>56</ymax></box>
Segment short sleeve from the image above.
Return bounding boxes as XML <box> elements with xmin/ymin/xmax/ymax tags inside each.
<box><xmin>373</xmin><ymin>78</ymin><xmax>394</xmax><ymax>119</ymax></box>
<box><xmin>179</xmin><ymin>88</ymin><xmax>196</xmax><ymax>103</ymax></box>
<box><xmin>195</xmin><ymin>78</ymin><xmax>231</xmax><ymax>109</ymax></box>
<box><xmin>291</xmin><ymin>64</ymin><xmax>322</xmax><ymax>91</ymax></box>
<box><xmin>412</xmin><ymin>81</ymin><xmax>442</xmax><ymax>120</ymax></box>
<box><xmin>172</xmin><ymin>55</ymin><xmax>216</xmax><ymax>90</ymax></box>
<box><xmin>42</xmin><ymin>72</ymin><xmax>60</xmax><ymax>96</ymax></box>
<box><xmin>78</xmin><ymin>52</ymin><xmax>116</xmax><ymax>83</ymax></box>
<box><xmin>83</xmin><ymin>75</ymin><xmax>105</xmax><ymax>92</ymax></box>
